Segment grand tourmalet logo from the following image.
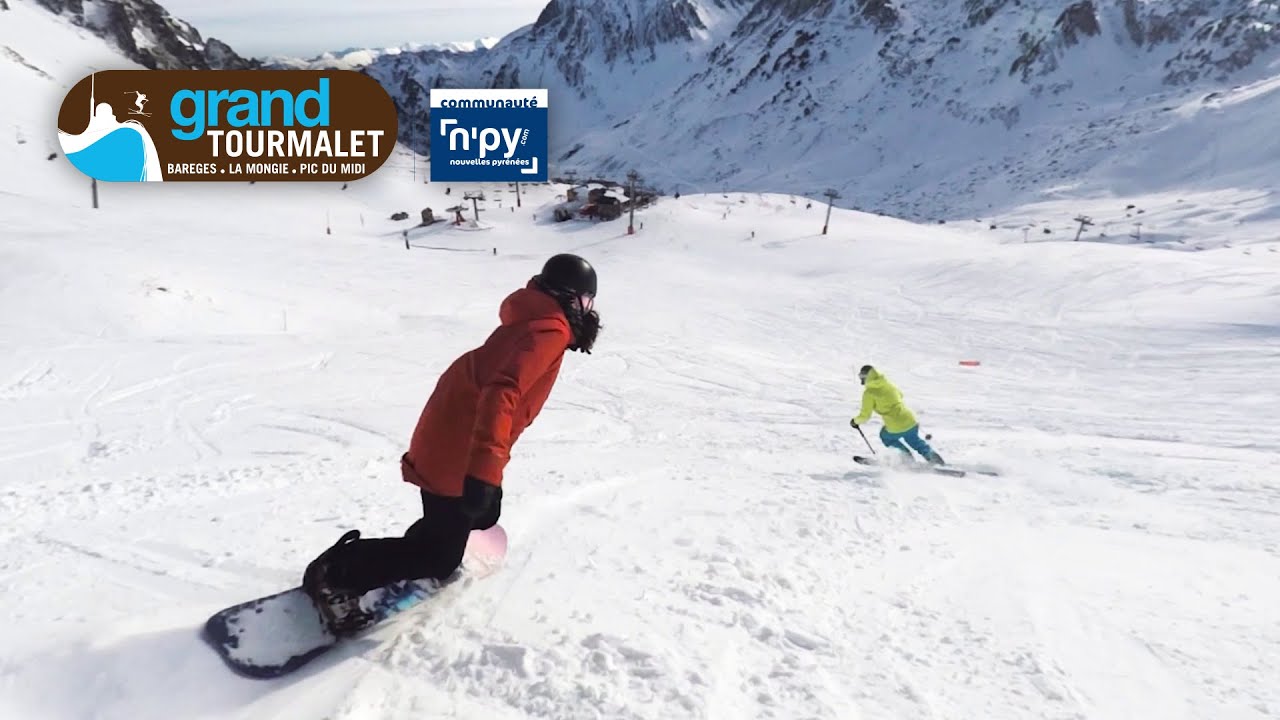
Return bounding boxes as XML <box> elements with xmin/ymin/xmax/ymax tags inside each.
<box><xmin>429</xmin><ymin>88</ymin><xmax>548</xmax><ymax>182</ymax></box>
<box><xmin>56</xmin><ymin>70</ymin><xmax>399</xmax><ymax>182</ymax></box>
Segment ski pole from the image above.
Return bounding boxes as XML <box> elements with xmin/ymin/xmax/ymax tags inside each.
<box><xmin>854</xmin><ymin>424</ymin><xmax>876</xmax><ymax>455</ymax></box>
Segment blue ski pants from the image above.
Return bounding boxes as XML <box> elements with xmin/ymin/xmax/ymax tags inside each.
<box><xmin>880</xmin><ymin>424</ymin><xmax>935</xmax><ymax>460</ymax></box>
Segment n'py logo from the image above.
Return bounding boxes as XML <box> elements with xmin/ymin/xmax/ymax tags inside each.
<box><xmin>56</xmin><ymin>70</ymin><xmax>399</xmax><ymax>182</ymax></box>
<box><xmin>429</xmin><ymin>89</ymin><xmax>548</xmax><ymax>182</ymax></box>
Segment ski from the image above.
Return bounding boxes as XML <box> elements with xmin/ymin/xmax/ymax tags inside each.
<box><xmin>853</xmin><ymin>455</ymin><xmax>1001</xmax><ymax>477</ymax></box>
<box><xmin>852</xmin><ymin>454</ymin><xmax>967</xmax><ymax>477</ymax></box>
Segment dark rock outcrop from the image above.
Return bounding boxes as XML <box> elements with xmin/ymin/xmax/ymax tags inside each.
<box><xmin>34</xmin><ymin>0</ymin><xmax>256</xmax><ymax>69</ymax></box>
<box><xmin>1010</xmin><ymin>1</ymin><xmax>1101</xmax><ymax>79</ymax></box>
<box><xmin>1055</xmin><ymin>1</ymin><xmax>1101</xmax><ymax>46</ymax></box>
<box><xmin>1164</xmin><ymin>7</ymin><xmax>1280</xmax><ymax>84</ymax></box>
<box><xmin>859</xmin><ymin>0</ymin><xmax>899</xmax><ymax>32</ymax></box>
<box><xmin>964</xmin><ymin>0</ymin><xmax>1011</xmax><ymax>27</ymax></box>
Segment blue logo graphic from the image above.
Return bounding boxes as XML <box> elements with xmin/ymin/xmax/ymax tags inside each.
<box><xmin>59</xmin><ymin>74</ymin><xmax>163</xmax><ymax>182</ymax></box>
<box><xmin>66</xmin><ymin>126</ymin><xmax>150</xmax><ymax>181</ymax></box>
<box><xmin>429</xmin><ymin>89</ymin><xmax>548</xmax><ymax>182</ymax></box>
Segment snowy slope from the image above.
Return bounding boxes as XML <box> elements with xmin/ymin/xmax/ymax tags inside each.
<box><xmin>2</xmin><ymin>154</ymin><xmax>1278</xmax><ymax>719</ymax></box>
<box><xmin>364</xmin><ymin>0</ymin><xmax>1280</xmax><ymax>228</ymax></box>
<box><xmin>2</xmin><ymin>4</ymin><xmax>1280</xmax><ymax>720</ymax></box>
<box><xmin>0</xmin><ymin>0</ymin><xmax>151</xmax><ymax>197</ymax></box>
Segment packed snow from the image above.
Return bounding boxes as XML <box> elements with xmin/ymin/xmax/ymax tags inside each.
<box><xmin>2</xmin><ymin>2</ymin><xmax>1280</xmax><ymax>719</ymax></box>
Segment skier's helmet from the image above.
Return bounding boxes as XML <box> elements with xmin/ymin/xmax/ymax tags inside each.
<box><xmin>858</xmin><ymin>364</ymin><xmax>873</xmax><ymax>385</ymax></box>
<box><xmin>537</xmin><ymin>253</ymin><xmax>597</xmax><ymax>311</ymax></box>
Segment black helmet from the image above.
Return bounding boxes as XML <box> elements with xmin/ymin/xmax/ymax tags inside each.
<box><xmin>533</xmin><ymin>253</ymin><xmax>601</xmax><ymax>354</ymax></box>
<box><xmin>538</xmin><ymin>253</ymin><xmax>597</xmax><ymax>298</ymax></box>
<box><xmin>858</xmin><ymin>365</ymin><xmax>873</xmax><ymax>385</ymax></box>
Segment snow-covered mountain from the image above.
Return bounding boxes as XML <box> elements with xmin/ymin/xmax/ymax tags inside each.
<box><xmin>363</xmin><ymin>0</ymin><xmax>752</xmax><ymax>154</ymax></box>
<box><xmin>22</xmin><ymin>0</ymin><xmax>256</xmax><ymax>69</ymax></box>
<box><xmin>363</xmin><ymin>0</ymin><xmax>1280</xmax><ymax>221</ymax></box>
<box><xmin>263</xmin><ymin>38</ymin><xmax>501</xmax><ymax>71</ymax></box>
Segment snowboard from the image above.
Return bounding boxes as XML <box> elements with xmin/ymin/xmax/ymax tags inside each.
<box><xmin>201</xmin><ymin>523</ymin><xmax>508</xmax><ymax>679</ymax></box>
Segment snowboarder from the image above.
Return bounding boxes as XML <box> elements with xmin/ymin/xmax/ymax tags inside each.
<box><xmin>301</xmin><ymin>253</ymin><xmax>601</xmax><ymax>635</ymax></box>
<box><xmin>850</xmin><ymin>365</ymin><xmax>945</xmax><ymax>465</ymax></box>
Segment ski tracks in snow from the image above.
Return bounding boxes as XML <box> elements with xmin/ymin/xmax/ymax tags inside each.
<box><xmin>317</xmin><ymin>459</ymin><xmax>864</xmax><ymax>720</ymax></box>
<box><xmin>833</xmin><ymin>465</ymin><xmax>1280</xmax><ymax>720</ymax></box>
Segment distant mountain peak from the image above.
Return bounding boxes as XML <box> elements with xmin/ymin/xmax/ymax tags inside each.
<box><xmin>522</xmin><ymin>0</ymin><xmax>746</xmax><ymax>64</ymax></box>
<box><xmin>262</xmin><ymin>38</ymin><xmax>500</xmax><ymax>71</ymax></box>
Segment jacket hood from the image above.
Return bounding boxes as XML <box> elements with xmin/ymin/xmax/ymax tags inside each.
<box><xmin>498</xmin><ymin>282</ymin><xmax>569</xmax><ymax>328</ymax></box>
<box><xmin>863</xmin><ymin>368</ymin><xmax>887</xmax><ymax>388</ymax></box>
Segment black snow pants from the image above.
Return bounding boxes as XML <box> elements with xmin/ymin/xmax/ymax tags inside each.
<box><xmin>332</xmin><ymin>487</ymin><xmax>501</xmax><ymax>595</ymax></box>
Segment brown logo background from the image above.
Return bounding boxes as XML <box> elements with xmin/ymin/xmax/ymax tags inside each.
<box><xmin>57</xmin><ymin>70</ymin><xmax>399</xmax><ymax>182</ymax></box>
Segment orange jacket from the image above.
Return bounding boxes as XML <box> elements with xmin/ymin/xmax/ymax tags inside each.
<box><xmin>402</xmin><ymin>281</ymin><xmax>571</xmax><ymax>496</ymax></box>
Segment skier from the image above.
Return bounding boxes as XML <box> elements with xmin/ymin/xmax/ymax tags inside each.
<box><xmin>850</xmin><ymin>364</ymin><xmax>945</xmax><ymax>465</ymax></box>
<box><xmin>301</xmin><ymin>253</ymin><xmax>601</xmax><ymax>635</ymax></box>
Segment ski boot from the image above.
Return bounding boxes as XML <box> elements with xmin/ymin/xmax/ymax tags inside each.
<box><xmin>302</xmin><ymin>529</ymin><xmax>375</xmax><ymax>637</ymax></box>
<box><xmin>925</xmin><ymin>451</ymin><xmax>946</xmax><ymax>466</ymax></box>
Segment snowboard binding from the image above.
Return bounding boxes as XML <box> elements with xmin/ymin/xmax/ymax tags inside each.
<box><xmin>302</xmin><ymin>529</ymin><xmax>376</xmax><ymax>637</ymax></box>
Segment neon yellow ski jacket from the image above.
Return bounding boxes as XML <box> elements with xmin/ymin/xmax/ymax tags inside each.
<box><xmin>853</xmin><ymin>368</ymin><xmax>918</xmax><ymax>433</ymax></box>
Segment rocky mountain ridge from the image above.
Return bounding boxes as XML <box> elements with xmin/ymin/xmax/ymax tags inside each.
<box><xmin>21</xmin><ymin>0</ymin><xmax>256</xmax><ymax>69</ymax></box>
<box><xmin>360</xmin><ymin>0</ymin><xmax>1280</xmax><ymax>219</ymax></box>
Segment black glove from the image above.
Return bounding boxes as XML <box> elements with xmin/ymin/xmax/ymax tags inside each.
<box><xmin>849</xmin><ymin>418</ymin><xmax>859</xmax><ymax>429</ymax></box>
<box><xmin>461</xmin><ymin>475</ymin><xmax>501</xmax><ymax>527</ymax></box>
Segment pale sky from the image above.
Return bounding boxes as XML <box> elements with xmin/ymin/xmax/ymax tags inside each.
<box><xmin>161</xmin><ymin>0</ymin><xmax>549</xmax><ymax>58</ymax></box>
